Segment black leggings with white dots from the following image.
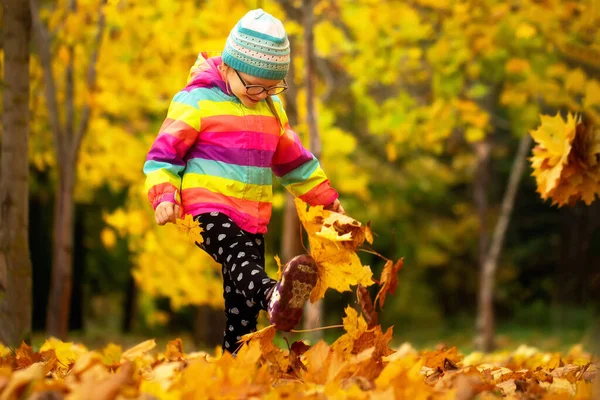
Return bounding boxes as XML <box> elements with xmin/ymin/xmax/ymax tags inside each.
<box><xmin>194</xmin><ymin>212</ymin><xmax>276</xmax><ymax>353</ymax></box>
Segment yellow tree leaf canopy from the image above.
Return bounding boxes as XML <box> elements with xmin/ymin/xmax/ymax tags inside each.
<box><xmin>295</xmin><ymin>199</ymin><xmax>374</xmax><ymax>302</ymax></box>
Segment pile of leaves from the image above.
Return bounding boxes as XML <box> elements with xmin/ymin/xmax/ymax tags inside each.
<box><xmin>530</xmin><ymin>113</ymin><xmax>600</xmax><ymax>206</ymax></box>
<box><xmin>1</xmin><ymin>202</ymin><xmax>597</xmax><ymax>398</ymax></box>
<box><xmin>0</xmin><ymin>315</ymin><xmax>598</xmax><ymax>399</ymax></box>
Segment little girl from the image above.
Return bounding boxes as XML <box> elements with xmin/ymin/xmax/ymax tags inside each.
<box><xmin>144</xmin><ymin>9</ymin><xmax>344</xmax><ymax>353</ymax></box>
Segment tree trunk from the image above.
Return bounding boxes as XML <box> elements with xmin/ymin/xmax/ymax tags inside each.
<box><xmin>121</xmin><ymin>275</ymin><xmax>138</xmax><ymax>333</ymax></box>
<box><xmin>476</xmin><ymin>134</ymin><xmax>532</xmax><ymax>351</ymax></box>
<box><xmin>46</xmin><ymin>165</ymin><xmax>76</xmax><ymax>338</ymax></box>
<box><xmin>301</xmin><ymin>0</ymin><xmax>324</xmax><ymax>338</ymax></box>
<box><xmin>30</xmin><ymin>0</ymin><xmax>106</xmax><ymax>339</ymax></box>
<box><xmin>281</xmin><ymin>34</ymin><xmax>303</xmax><ymax>265</ymax></box>
<box><xmin>282</xmin><ymin>196</ymin><xmax>303</xmax><ymax>262</ymax></box>
<box><xmin>194</xmin><ymin>305</ymin><xmax>226</xmax><ymax>349</ymax></box>
<box><xmin>474</xmin><ymin>140</ymin><xmax>490</xmax><ymax>270</ymax></box>
<box><xmin>0</xmin><ymin>0</ymin><xmax>33</xmax><ymax>346</ymax></box>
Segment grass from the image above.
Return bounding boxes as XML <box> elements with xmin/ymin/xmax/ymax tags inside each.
<box><xmin>28</xmin><ymin>304</ymin><xmax>598</xmax><ymax>357</ymax></box>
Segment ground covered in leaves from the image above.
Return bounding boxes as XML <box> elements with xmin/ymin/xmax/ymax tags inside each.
<box><xmin>2</xmin><ymin>179</ymin><xmax>598</xmax><ymax>398</ymax></box>
<box><xmin>1</xmin><ymin>311</ymin><xmax>598</xmax><ymax>400</ymax></box>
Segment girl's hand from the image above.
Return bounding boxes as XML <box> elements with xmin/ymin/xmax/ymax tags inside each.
<box><xmin>324</xmin><ymin>198</ymin><xmax>345</xmax><ymax>215</ymax></box>
<box><xmin>155</xmin><ymin>202</ymin><xmax>180</xmax><ymax>225</ymax></box>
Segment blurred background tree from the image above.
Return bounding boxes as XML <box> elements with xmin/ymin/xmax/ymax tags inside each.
<box><xmin>3</xmin><ymin>0</ymin><xmax>597</xmax><ymax>351</ymax></box>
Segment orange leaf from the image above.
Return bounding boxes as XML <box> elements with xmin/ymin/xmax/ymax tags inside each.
<box><xmin>375</xmin><ymin>258</ymin><xmax>404</xmax><ymax>309</ymax></box>
<box><xmin>357</xmin><ymin>284</ymin><xmax>378</xmax><ymax>329</ymax></box>
<box><xmin>353</xmin><ymin>326</ymin><xmax>395</xmax><ymax>360</ymax></box>
<box><xmin>15</xmin><ymin>342</ymin><xmax>43</xmax><ymax>369</ymax></box>
<box><xmin>331</xmin><ymin>307</ymin><xmax>369</xmax><ymax>356</ymax></box>
<box><xmin>365</xmin><ymin>221</ymin><xmax>374</xmax><ymax>244</ymax></box>
<box><xmin>239</xmin><ymin>325</ymin><xmax>277</xmax><ymax>354</ymax></box>
<box><xmin>422</xmin><ymin>346</ymin><xmax>462</xmax><ymax>370</ymax></box>
<box><xmin>165</xmin><ymin>338</ymin><xmax>184</xmax><ymax>361</ymax></box>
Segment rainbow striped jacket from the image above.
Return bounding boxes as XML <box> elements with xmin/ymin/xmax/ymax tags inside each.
<box><xmin>143</xmin><ymin>55</ymin><xmax>338</xmax><ymax>234</ymax></box>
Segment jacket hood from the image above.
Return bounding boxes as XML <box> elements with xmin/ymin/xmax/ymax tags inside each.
<box><xmin>186</xmin><ymin>53</ymin><xmax>230</xmax><ymax>94</ymax></box>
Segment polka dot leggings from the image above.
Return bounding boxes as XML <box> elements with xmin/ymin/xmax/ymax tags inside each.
<box><xmin>195</xmin><ymin>212</ymin><xmax>277</xmax><ymax>354</ymax></box>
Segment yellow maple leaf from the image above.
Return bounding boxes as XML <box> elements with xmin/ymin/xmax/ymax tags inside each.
<box><xmin>239</xmin><ymin>325</ymin><xmax>277</xmax><ymax>353</ymax></box>
<box><xmin>121</xmin><ymin>339</ymin><xmax>156</xmax><ymax>362</ymax></box>
<box><xmin>295</xmin><ymin>199</ymin><xmax>374</xmax><ymax>302</ymax></box>
<box><xmin>238</xmin><ymin>324</ymin><xmax>289</xmax><ymax>370</ymax></box>
<box><xmin>530</xmin><ymin>113</ymin><xmax>600</xmax><ymax>206</ymax></box>
<box><xmin>175</xmin><ymin>214</ymin><xmax>204</xmax><ymax>244</ymax></box>
<box><xmin>331</xmin><ymin>307</ymin><xmax>369</xmax><ymax>355</ymax></box>
<box><xmin>164</xmin><ymin>338</ymin><xmax>184</xmax><ymax>361</ymax></box>
<box><xmin>315</xmin><ymin>225</ymin><xmax>353</xmax><ymax>243</ymax></box>
<box><xmin>100</xmin><ymin>343</ymin><xmax>122</xmax><ymax>367</ymax></box>
<box><xmin>39</xmin><ymin>337</ymin><xmax>87</xmax><ymax>371</ymax></box>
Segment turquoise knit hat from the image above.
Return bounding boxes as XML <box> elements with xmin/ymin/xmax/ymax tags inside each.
<box><xmin>222</xmin><ymin>9</ymin><xmax>290</xmax><ymax>80</ymax></box>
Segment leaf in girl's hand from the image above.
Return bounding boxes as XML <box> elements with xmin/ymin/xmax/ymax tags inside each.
<box><xmin>176</xmin><ymin>214</ymin><xmax>204</xmax><ymax>244</ymax></box>
<box><xmin>295</xmin><ymin>199</ymin><xmax>374</xmax><ymax>302</ymax></box>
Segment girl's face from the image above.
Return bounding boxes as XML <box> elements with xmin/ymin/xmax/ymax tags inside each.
<box><xmin>220</xmin><ymin>64</ymin><xmax>286</xmax><ymax>108</ymax></box>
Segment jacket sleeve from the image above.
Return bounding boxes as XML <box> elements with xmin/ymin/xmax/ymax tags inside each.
<box><xmin>143</xmin><ymin>91</ymin><xmax>201</xmax><ymax>209</ymax></box>
<box><xmin>271</xmin><ymin>101</ymin><xmax>339</xmax><ymax>207</ymax></box>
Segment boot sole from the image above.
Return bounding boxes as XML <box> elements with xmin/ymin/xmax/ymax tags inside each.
<box><xmin>269</xmin><ymin>255</ymin><xmax>318</xmax><ymax>331</ymax></box>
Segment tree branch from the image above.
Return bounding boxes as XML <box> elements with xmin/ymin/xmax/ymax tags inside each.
<box><xmin>316</xmin><ymin>56</ymin><xmax>334</xmax><ymax>103</ymax></box>
<box><xmin>65</xmin><ymin>0</ymin><xmax>77</xmax><ymax>146</ymax></box>
<box><xmin>71</xmin><ymin>0</ymin><xmax>107</xmax><ymax>163</ymax></box>
<box><xmin>29</xmin><ymin>0</ymin><xmax>65</xmax><ymax>159</ymax></box>
<box><xmin>279</xmin><ymin>0</ymin><xmax>302</xmax><ymax>23</ymax></box>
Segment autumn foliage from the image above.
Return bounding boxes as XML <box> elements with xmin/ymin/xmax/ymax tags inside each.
<box><xmin>1</xmin><ymin>314</ymin><xmax>598</xmax><ymax>399</ymax></box>
<box><xmin>46</xmin><ymin>201</ymin><xmax>596</xmax><ymax>399</ymax></box>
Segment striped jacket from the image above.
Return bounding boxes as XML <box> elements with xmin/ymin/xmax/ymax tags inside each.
<box><xmin>143</xmin><ymin>54</ymin><xmax>338</xmax><ymax>234</ymax></box>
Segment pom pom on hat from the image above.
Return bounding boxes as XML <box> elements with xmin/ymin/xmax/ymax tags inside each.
<box><xmin>222</xmin><ymin>9</ymin><xmax>290</xmax><ymax>80</ymax></box>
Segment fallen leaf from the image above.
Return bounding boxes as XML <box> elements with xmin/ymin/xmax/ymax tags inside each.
<box><xmin>100</xmin><ymin>343</ymin><xmax>122</xmax><ymax>367</ymax></box>
<box><xmin>165</xmin><ymin>339</ymin><xmax>184</xmax><ymax>361</ymax></box>
<box><xmin>121</xmin><ymin>339</ymin><xmax>156</xmax><ymax>362</ymax></box>
<box><xmin>39</xmin><ymin>338</ymin><xmax>87</xmax><ymax>371</ymax></box>
<box><xmin>239</xmin><ymin>325</ymin><xmax>277</xmax><ymax>354</ymax></box>
<box><xmin>422</xmin><ymin>347</ymin><xmax>462</xmax><ymax>370</ymax></box>
<box><xmin>357</xmin><ymin>284</ymin><xmax>378</xmax><ymax>329</ymax></box>
<box><xmin>375</xmin><ymin>258</ymin><xmax>404</xmax><ymax>309</ymax></box>
<box><xmin>0</xmin><ymin>363</ymin><xmax>45</xmax><ymax>400</ymax></box>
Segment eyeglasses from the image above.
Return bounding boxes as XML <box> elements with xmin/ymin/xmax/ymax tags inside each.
<box><xmin>234</xmin><ymin>69</ymin><xmax>288</xmax><ymax>96</ymax></box>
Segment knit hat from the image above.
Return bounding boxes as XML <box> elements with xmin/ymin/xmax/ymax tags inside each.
<box><xmin>222</xmin><ymin>9</ymin><xmax>291</xmax><ymax>80</ymax></box>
